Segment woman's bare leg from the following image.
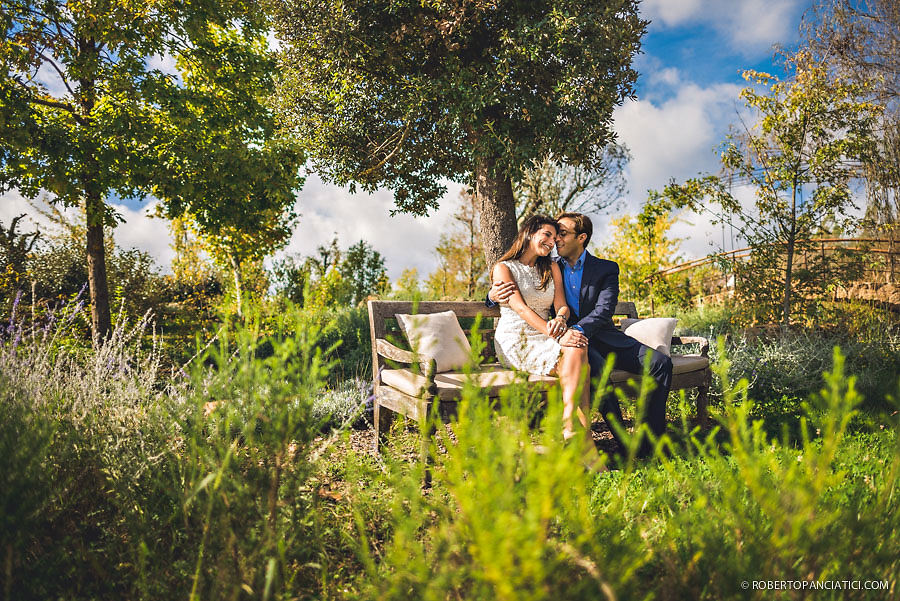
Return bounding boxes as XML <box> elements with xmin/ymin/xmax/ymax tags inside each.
<box><xmin>557</xmin><ymin>345</ymin><xmax>592</xmax><ymax>445</ymax></box>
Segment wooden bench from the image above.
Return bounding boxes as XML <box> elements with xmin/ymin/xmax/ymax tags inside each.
<box><xmin>367</xmin><ymin>300</ymin><xmax>711</xmax><ymax>452</ymax></box>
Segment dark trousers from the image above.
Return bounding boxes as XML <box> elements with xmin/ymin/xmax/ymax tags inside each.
<box><xmin>588</xmin><ymin>339</ymin><xmax>673</xmax><ymax>440</ymax></box>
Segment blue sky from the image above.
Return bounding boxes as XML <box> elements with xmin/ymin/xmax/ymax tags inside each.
<box><xmin>2</xmin><ymin>0</ymin><xmax>810</xmax><ymax>278</ymax></box>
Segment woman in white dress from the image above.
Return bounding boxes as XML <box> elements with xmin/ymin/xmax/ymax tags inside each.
<box><xmin>492</xmin><ymin>215</ymin><xmax>593</xmax><ymax>448</ymax></box>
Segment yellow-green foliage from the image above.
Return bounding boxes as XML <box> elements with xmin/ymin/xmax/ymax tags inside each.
<box><xmin>598</xmin><ymin>208</ymin><xmax>692</xmax><ymax>311</ymax></box>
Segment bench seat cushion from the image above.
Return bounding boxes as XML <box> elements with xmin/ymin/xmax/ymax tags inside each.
<box><xmin>380</xmin><ymin>355</ymin><xmax>709</xmax><ymax>400</ymax></box>
<box><xmin>381</xmin><ymin>365</ymin><xmax>557</xmax><ymax>401</ymax></box>
<box><xmin>671</xmin><ymin>354</ymin><xmax>709</xmax><ymax>375</ymax></box>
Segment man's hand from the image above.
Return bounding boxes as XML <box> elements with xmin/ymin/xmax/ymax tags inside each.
<box><xmin>488</xmin><ymin>280</ymin><xmax>518</xmax><ymax>303</ymax></box>
<box><xmin>559</xmin><ymin>328</ymin><xmax>588</xmax><ymax>348</ymax></box>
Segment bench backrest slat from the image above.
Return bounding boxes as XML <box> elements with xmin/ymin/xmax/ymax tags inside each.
<box><xmin>616</xmin><ymin>301</ymin><xmax>638</xmax><ymax>319</ymax></box>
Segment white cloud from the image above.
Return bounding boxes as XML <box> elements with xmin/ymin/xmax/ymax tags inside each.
<box><xmin>614</xmin><ymin>81</ymin><xmax>742</xmax><ymax>198</ymax></box>
<box><xmin>605</xmin><ymin>79</ymin><xmax>748</xmax><ymax>257</ymax></box>
<box><xmin>33</xmin><ymin>61</ymin><xmax>72</xmax><ymax>99</ymax></box>
<box><xmin>0</xmin><ymin>189</ymin><xmax>76</xmax><ymax>234</ymax></box>
<box><xmin>280</xmin><ymin>176</ymin><xmax>464</xmax><ymax>281</ymax></box>
<box><xmin>146</xmin><ymin>52</ymin><xmax>181</xmax><ymax>81</ymax></box>
<box><xmin>652</xmin><ymin>67</ymin><xmax>683</xmax><ymax>88</ymax></box>
<box><xmin>1</xmin><ymin>189</ymin><xmax>173</xmax><ymax>271</ymax></box>
<box><xmin>730</xmin><ymin>0</ymin><xmax>802</xmax><ymax>52</ymax></box>
<box><xmin>642</xmin><ymin>0</ymin><xmax>803</xmax><ymax>56</ymax></box>
<box><xmin>642</xmin><ymin>0</ymin><xmax>703</xmax><ymax>27</ymax></box>
<box><xmin>109</xmin><ymin>200</ymin><xmax>174</xmax><ymax>269</ymax></box>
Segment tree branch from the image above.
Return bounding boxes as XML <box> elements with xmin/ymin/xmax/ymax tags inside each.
<box><xmin>14</xmin><ymin>77</ymin><xmax>86</xmax><ymax>124</ymax></box>
<box><xmin>359</xmin><ymin>120</ymin><xmax>412</xmax><ymax>177</ymax></box>
<box><xmin>33</xmin><ymin>51</ymin><xmax>78</xmax><ymax>99</ymax></box>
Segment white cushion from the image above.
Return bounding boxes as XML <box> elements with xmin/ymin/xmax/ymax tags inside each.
<box><xmin>620</xmin><ymin>317</ymin><xmax>678</xmax><ymax>357</ymax></box>
<box><xmin>395</xmin><ymin>310</ymin><xmax>472</xmax><ymax>372</ymax></box>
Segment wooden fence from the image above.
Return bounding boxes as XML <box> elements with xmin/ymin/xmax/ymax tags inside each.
<box><xmin>652</xmin><ymin>238</ymin><xmax>900</xmax><ymax>308</ymax></box>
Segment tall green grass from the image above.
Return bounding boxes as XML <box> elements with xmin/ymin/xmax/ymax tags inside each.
<box><xmin>354</xmin><ymin>343</ymin><xmax>899</xmax><ymax>600</ymax></box>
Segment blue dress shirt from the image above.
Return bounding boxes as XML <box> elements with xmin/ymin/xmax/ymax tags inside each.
<box><xmin>561</xmin><ymin>250</ymin><xmax>586</xmax><ymax>327</ymax></box>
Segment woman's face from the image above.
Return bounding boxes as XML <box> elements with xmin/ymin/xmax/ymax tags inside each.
<box><xmin>530</xmin><ymin>224</ymin><xmax>557</xmax><ymax>257</ymax></box>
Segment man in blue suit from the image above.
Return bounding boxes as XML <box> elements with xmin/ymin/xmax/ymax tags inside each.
<box><xmin>488</xmin><ymin>212</ymin><xmax>672</xmax><ymax>452</ymax></box>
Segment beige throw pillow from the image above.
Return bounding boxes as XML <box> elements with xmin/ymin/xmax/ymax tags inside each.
<box><xmin>395</xmin><ymin>310</ymin><xmax>472</xmax><ymax>372</ymax></box>
<box><xmin>620</xmin><ymin>317</ymin><xmax>678</xmax><ymax>357</ymax></box>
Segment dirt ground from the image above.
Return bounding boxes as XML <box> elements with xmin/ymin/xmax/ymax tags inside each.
<box><xmin>338</xmin><ymin>417</ymin><xmax>627</xmax><ymax>459</ymax></box>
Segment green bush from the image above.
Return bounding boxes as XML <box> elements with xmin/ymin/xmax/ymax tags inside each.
<box><xmin>671</xmin><ymin>304</ymin><xmax>900</xmax><ymax>418</ymax></box>
<box><xmin>287</xmin><ymin>304</ymin><xmax>371</xmax><ymax>383</ymax></box>
<box><xmin>0</xmin><ymin>301</ymin><xmax>341</xmax><ymax>600</ymax></box>
<box><xmin>312</xmin><ymin>377</ymin><xmax>369</xmax><ymax>431</ymax></box>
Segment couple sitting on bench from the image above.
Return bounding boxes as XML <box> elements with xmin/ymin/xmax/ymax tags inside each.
<box><xmin>488</xmin><ymin>212</ymin><xmax>673</xmax><ymax>459</ymax></box>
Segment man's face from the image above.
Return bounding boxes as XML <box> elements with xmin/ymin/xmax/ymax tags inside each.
<box><xmin>555</xmin><ymin>217</ymin><xmax>584</xmax><ymax>260</ymax></box>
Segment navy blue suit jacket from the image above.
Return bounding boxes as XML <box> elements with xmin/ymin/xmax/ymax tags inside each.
<box><xmin>559</xmin><ymin>253</ymin><xmax>634</xmax><ymax>350</ymax></box>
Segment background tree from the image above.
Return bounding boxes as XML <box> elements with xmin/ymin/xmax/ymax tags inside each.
<box><xmin>308</xmin><ymin>238</ymin><xmax>342</xmax><ymax>281</ymax></box>
<box><xmin>598</xmin><ymin>199</ymin><xmax>686</xmax><ymax>314</ymax></box>
<box><xmin>0</xmin><ymin>215</ymin><xmax>39</xmax><ymax>304</ymax></box>
<box><xmin>170</xmin><ymin>218</ymin><xmax>218</xmax><ymax>289</ymax></box>
<box><xmin>150</xmin><ymin>28</ymin><xmax>306</xmax><ymax>315</ymax></box>
<box><xmin>272</xmin><ymin>0</ymin><xmax>645</xmax><ymax>267</ymax></box>
<box><xmin>427</xmin><ymin>190</ymin><xmax>489</xmax><ymax>299</ymax></box>
<box><xmin>393</xmin><ymin>268</ymin><xmax>425</xmax><ymax>301</ymax></box>
<box><xmin>165</xmin><ymin>217</ymin><xmax>224</xmax><ymax>332</ymax></box>
<box><xmin>270</xmin><ymin>254</ymin><xmax>313</xmax><ymax>307</ymax></box>
<box><xmin>1</xmin><ymin>0</ymin><xmax>303</xmax><ymax>339</ymax></box>
<box><xmin>805</xmin><ymin>0</ymin><xmax>900</xmax><ymax>228</ymax></box>
<box><xmin>338</xmin><ymin>240</ymin><xmax>390</xmax><ymax>306</ymax></box>
<box><xmin>271</xmin><ymin>238</ymin><xmax>389</xmax><ymax>308</ymax></box>
<box><xmin>182</xmin><ymin>208</ymin><xmax>291</xmax><ymax>316</ymax></box>
<box><xmin>515</xmin><ymin>142</ymin><xmax>630</xmax><ymax>221</ymax></box>
<box><xmin>665</xmin><ymin>53</ymin><xmax>880</xmax><ymax>325</ymax></box>
<box><xmin>20</xmin><ymin>202</ymin><xmax>167</xmax><ymax>320</ymax></box>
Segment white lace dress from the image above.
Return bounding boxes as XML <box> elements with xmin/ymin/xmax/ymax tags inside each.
<box><xmin>494</xmin><ymin>260</ymin><xmax>562</xmax><ymax>376</ymax></box>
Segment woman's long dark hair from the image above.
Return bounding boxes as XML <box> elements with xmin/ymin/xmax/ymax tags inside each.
<box><xmin>496</xmin><ymin>214</ymin><xmax>557</xmax><ymax>290</ymax></box>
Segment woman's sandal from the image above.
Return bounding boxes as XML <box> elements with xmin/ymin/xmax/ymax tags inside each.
<box><xmin>562</xmin><ymin>431</ymin><xmax>608</xmax><ymax>473</ymax></box>
<box><xmin>581</xmin><ymin>450</ymin><xmax>608</xmax><ymax>474</ymax></box>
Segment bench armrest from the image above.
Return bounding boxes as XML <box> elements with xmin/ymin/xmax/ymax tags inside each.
<box><xmin>374</xmin><ymin>338</ymin><xmax>438</xmax><ymax>393</ymax></box>
<box><xmin>375</xmin><ymin>338</ymin><xmax>417</xmax><ymax>364</ymax></box>
<box><xmin>671</xmin><ymin>335</ymin><xmax>710</xmax><ymax>357</ymax></box>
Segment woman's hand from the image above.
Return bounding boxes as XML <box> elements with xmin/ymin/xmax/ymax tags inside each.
<box><xmin>547</xmin><ymin>315</ymin><xmax>567</xmax><ymax>339</ymax></box>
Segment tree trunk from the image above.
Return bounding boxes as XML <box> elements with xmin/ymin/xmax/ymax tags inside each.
<box><xmin>230</xmin><ymin>253</ymin><xmax>243</xmax><ymax>318</ymax></box>
<box><xmin>783</xmin><ymin>236</ymin><xmax>794</xmax><ymax>327</ymax></box>
<box><xmin>84</xmin><ymin>172</ymin><xmax>112</xmax><ymax>342</ymax></box>
<box><xmin>475</xmin><ymin>158</ymin><xmax>518</xmax><ymax>269</ymax></box>
<box><xmin>77</xmin><ymin>39</ymin><xmax>111</xmax><ymax>342</ymax></box>
<box><xmin>783</xmin><ymin>183</ymin><xmax>798</xmax><ymax>327</ymax></box>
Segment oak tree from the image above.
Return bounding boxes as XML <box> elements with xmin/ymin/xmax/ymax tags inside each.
<box><xmin>272</xmin><ymin>0</ymin><xmax>645</xmax><ymax>267</ymax></box>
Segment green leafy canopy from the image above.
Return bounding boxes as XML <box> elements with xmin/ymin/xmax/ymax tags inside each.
<box><xmin>272</xmin><ymin>0</ymin><xmax>646</xmax><ymax>216</ymax></box>
<box><xmin>1</xmin><ymin>0</ymin><xmax>304</xmax><ymax>240</ymax></box>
